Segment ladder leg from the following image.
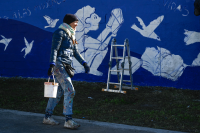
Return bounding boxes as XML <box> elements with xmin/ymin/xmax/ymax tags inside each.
<box><xmin>114</xmin><ymin>44</ymin><xmax>120</xmax><ymax>83</ymax></box>
<box><xmin>126</xmin><ymin>39</ymin><xmax>133</xmax><ymax>90</ymax></box>
<box><xmin>119</xmin><ymin>39</ymin><xmax>127</xmax><ymax>93</ymax></box>
<box><xmin>105</xmin><ymin>38</ymin><xmax>116</xmax><ymax>91</ymax></box>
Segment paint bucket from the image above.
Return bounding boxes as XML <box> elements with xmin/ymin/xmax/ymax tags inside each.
<box><xmin>44</xmin><ymin>75</ymin><xmax>59</xmax><ymax>98</ymax></box>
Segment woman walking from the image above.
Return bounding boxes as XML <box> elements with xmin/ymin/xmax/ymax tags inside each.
<box><xmin>43</xmin><ymin>14</ymin><xmax>90</xmax><ymax>129</ymax></box>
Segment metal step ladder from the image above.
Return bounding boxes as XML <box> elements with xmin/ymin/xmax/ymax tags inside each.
<box><xmin>102</xmin><ymin>38</ymin><xmax>138</xmax><ymax>94</ymax></box>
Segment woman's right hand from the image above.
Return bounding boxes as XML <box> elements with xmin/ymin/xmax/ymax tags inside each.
<box><xmin>48</xmin><ymin>64</ymin><xmax>55</xmax><ymax>76</ymax></box>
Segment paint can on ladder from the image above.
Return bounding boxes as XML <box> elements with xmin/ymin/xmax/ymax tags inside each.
<box><xmin>44</xmin><ymin>74</ymin><xmax>59</xmax><ymax>98</ymax></box>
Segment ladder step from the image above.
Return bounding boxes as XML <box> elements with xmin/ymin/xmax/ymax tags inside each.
<box><xmin>123</xmin><ymin>80</ymin><xmax>131</xmax><ymax>82</ymax></box>
<box><xmin>112</xmin><ymin>57</ymin><xmax>123</xmax><ymax>59</ymax></box>
<box><xmin>112</xmin><ymin>44</ymin><xmax>124</xmax><ymax>47</ymax></box>
<box><xmin>110</xmin><ymin>70</ymin><xmax>121</xmax><ymax>72</ymax></box>
<box><xmin>102</xmin><ymin>88</ymin><xmax>126</xmax><ymax>94</ymax></box>
<box><xmin>110</xmin><ymin>69</ymin><xmax>130</xmax><ymax>71</ymax></box>
<box><xmin>114</xmin><ymin>85</ymin><xmax>138</xmax><ymax>90</ymax></box>
<box><xmin>108</xmin><ymin>82</ymin><xmax>120</xmax><ymax>85</ymax></box>
<box><xmin>112</xmin><ymin>57</ymin><xmax>128</xmax><ymax>59</ymax></box>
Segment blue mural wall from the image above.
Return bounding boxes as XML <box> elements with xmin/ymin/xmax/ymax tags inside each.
<box><xmin>0</xmin><ymin>0</ymin><xmax>200</xmax><ymax>90</ymax></box>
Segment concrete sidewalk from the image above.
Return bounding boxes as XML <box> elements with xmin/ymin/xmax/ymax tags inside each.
<box><xmin>0</xmin><ymin>109</ymin><xmax>186</xmax><ymax>133</ymax></box>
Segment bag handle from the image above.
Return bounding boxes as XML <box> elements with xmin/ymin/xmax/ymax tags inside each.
<box><xmin>48</xmin><ymin>74</ymin><xmax>56</xmax><ymax>85</ymax></box>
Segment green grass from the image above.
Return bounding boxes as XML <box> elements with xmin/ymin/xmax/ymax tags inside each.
<box><xmin>0</xmin><ymin>77</ymin><xmax>200</xmax><ymax>132</ymax></box>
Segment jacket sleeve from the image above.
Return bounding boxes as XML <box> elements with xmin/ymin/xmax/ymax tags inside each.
<box><xmin>73</xmin><ymin>44</ymin><xmax>86</xmax><ymax>65</ymax></box>
<box><xmin>49</xmin><ymin>30</ymin><xmax>64</xmax><ymax>63</ymax></box>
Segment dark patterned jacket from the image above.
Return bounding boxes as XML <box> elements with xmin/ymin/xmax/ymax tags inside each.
<box><xmin>50</xmin><ymin>29</ymin><xmax>85</xmax><ymax>65</ymax></box>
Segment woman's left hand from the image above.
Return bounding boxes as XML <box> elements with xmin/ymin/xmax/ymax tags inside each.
<box><xmin>83</xmin><ymin>63</ymin><xmax>90</xmax><ymax>74</ymax></box>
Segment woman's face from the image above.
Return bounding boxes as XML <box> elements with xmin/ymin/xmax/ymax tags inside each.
<box><xmin>86</xmin><ymin>13</ymin><xmax>101</xmax><ymax>30</ymax></box>
<box><xmin>69</xmin><ymin>21</ymin><xmax>78</xmax><ymax>31</ymax></box>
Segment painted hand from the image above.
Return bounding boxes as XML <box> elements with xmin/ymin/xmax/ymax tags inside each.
<box><xmin>106</xmin><ymin>8</ymin><xmax>124</xmax><ymax>35</ymax></box>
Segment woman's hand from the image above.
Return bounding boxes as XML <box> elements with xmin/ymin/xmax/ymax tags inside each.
<box><xmin>48</xmin><ymin>64</ymin><xmax>55</xmax><ymax>76</ymax></box>
<box><xmin>83</xmin><ymin>62</ymin><xmax>90</xmax><ymax>74</ymax></box>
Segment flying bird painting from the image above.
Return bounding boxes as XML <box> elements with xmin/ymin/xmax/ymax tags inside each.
<box><xmin>43</xmin><ymin>15</ymin><xmax>59</xmax><ymax>28</ymax></box>
<box><xmin>131</xmin><ymin>15</ymin><xmax>164</xmax><ymax>41</ymax></box>
<box><xmin>0</xmin><ymin>35</ymin><xmax>12</xmax><ymax>51</ymax></box>
<box><xmin>184</xmin><ymin>29</ymin><xmax>200</xmax><ymax>45</ymax></box>
<box><xmin>21</xmin><ymin>37</ymin><xmax>34</xmax><ymax>58</ymax></box>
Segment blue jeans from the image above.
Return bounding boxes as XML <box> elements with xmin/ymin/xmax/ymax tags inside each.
<box><xmin>45</xmin><ymin>61</ymin><xmax>75</xmax><ymax>116</ymax></box>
